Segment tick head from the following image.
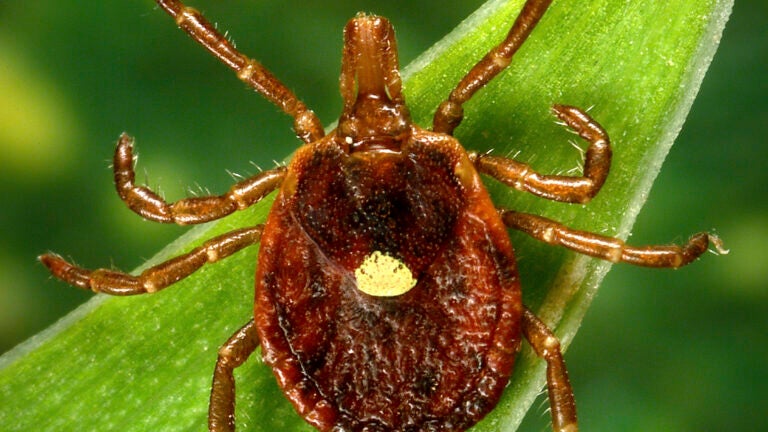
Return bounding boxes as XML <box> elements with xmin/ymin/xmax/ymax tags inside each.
<box><xmin>337</xmin><ymin>14</ymin><xmax>411</xmax><ymax>153</ymax></box>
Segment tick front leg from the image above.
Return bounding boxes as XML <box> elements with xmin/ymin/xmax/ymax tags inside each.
<box><xmin>114</xmin><ymin>134</ymin><xmax>285</xmax><ymax>225</ymax></box>
<box><xmin>473</xmin><ymin>105</ymin><xmax>611</xmax><ymax>203</ymax></box>
<box><xmin>154</xmin><ymin>0</ymin><xmax>323</xmax><ymax>143</ymax></box>
<box><xmin>209</xmin><ymin>319</ymin><xmax>259</xmax><ymax>432</ymax></box>
<box><xmin>502</xmin><ymin>210</ymin><xmax>727</xmax><ymax>267</ymax></box>
<box><xmin>433</xmin><ymin>0</ymin><xmax>554</xmax><ymax>134</ymax></box>
<box><xmin>40</xmin><ymin>226</ymin><xmax>263</xmax><ymax>295</ymax></box>
<box><xmin>522</xmin><ymin>307</ymin><xmax>578</xmax><ymax>432</ymax></box>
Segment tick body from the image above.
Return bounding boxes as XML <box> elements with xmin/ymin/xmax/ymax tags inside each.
<box><xmin>258</xmin><ymin>118</ymin><xmax>521</xmax><ymax>430</ymax></box>
<box><xmin>40</xmin><ymin>1</ymin><xmax>725</xmax><ymax>431</ymax></box>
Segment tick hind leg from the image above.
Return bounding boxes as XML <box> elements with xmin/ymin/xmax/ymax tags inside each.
<box><xmin>522</xmin><ymin>307</ymin><xmax>578</xmax><ymax>432</ymax></box>
<box><xmin>40</xmin><ymin>225</ymin><xmax>263</xmax><ymax>295</ymax></box>
<box><xmin>114</xmin><ymin>134</ymin><xmax>285</xmax><ymax>225</ymax></box>
<box><xmin>209</xmin><ymin>319</ymin><xmax>259</xmax><ymax>432</ymax></box>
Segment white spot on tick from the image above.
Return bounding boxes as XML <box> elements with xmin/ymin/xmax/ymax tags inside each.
<box><xmin>143</xmin><ymin>280</ymin><xmax>158</xmax><ymax>294</ymax></box>
<box><xmin>607</xmin><ymin>247</ymin><xmax>622</xmax><ymax>263</ymax></box>
<box><xmin>207</xmin><ymin>249</ymin><xmax>220</xmax><ymax>262</ymax></box>
<box><xmin>543</xmin><ymin>227</ymin><xmax>555</xmax><ymax>243</ymax></box>
<box><xmin>544</xmin><ymin>336</ymin><xmax>559</xmax><ymax>350</ymax></box>
<box><xmin>354</xmin><ymin>251</ymin><xmax>416</xmax><ymax>297</ymax></box>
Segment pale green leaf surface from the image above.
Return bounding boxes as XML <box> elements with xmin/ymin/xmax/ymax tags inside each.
<box><xmin>0</xmin><ymin>0</ymin><xmax>731</xmax><ymax>431</ymax></box>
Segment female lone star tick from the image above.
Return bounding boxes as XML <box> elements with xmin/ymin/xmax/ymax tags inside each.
<box><xmin>40</xmin><ymin>0</ymin><xmax>726</xmax><ymax>431</ymax></box>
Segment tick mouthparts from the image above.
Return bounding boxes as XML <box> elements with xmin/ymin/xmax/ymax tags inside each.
<box><xmin>341</xmin><ymin>13</ymin><xmax>404</xmax><ymax>105</ymax></box>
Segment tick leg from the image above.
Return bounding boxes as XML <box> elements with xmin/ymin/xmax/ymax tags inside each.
<box><xmin>433</xmin><ymin>0</ymin><xmax>553</xmax><ymax>134</ymax></box>
<box><xmin>473</xmin><ymin>105</ymin><xmax>610</xmax><ymax>203</ymax></box>
<box><xmin>114</xmin><ymin>133</ymin><xmax>285</xmax><ymax>225</ymax></box>
<box><xmin>522</xmin><ymin>307</ymin><xmax>578</xmax><ymax>432</ymax></box>
<box><xmin>502</xmin><ymin>210</ymin><xmax>727</xmax><ymax>267</ymax></box>
<box><xmin>40</xmin><ymin>226</ymin><xmax>263</xmax><ymax>295</ymax></box>
<box><xmin>209</xmin><ymin>319</ymin><xmax>259</xmax><ymax>432</ymax></box>
<box><xmin>154</xmin><ymin>0</ymin><xmax>323</xmax><ymax>143</ymax></box>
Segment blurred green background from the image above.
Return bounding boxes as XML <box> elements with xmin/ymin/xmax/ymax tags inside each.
<box><xmin>1</xmin><ymin>1</ymin><xmax>765</xmax><ymax>431</ymax></box>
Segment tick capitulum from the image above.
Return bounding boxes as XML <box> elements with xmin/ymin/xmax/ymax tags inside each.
<box><xmin>40</xmin><ymin>1</ymin><xmax>725</xmax><ymax>431</ymax></box>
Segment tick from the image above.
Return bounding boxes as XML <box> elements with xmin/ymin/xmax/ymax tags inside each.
<box><xmin>40</xmin><ymin>1</ymin><xmax>725</xmax><ymax>431</ymax></box>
